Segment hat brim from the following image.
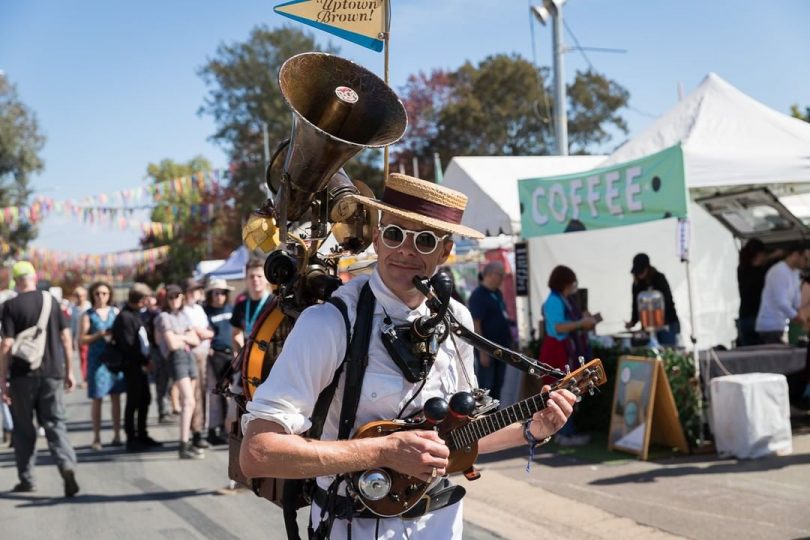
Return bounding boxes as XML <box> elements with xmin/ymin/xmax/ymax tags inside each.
<box><xmin>206</xmin><ymin>286</ymin><xmax>235</xmax><ymax>292</ymax></box>
<box><xmin>348</xmin><ymin>194</ymin><xmax>484</xmax><ymax>240</ymax></box>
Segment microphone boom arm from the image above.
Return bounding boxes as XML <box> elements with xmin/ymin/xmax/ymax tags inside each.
<box><xmin>445</xmin><ymin>309</ymin><xmax>566</xmax><ymax>379</ymax></box>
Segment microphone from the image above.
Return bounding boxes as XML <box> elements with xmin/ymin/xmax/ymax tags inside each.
<box><xmin>410</xmin><ymin>275</ymin><xmax>452</xmax><ymax>338</ymax></box>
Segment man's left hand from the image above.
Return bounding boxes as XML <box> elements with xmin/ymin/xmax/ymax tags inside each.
<box><xmin>64</xmin><ymin>370</ymin><xmax>76</xmax><ymax>392</ymax></box>
<box><xmin>529</xmin><ymin>387</ymin><xmax>577</xmax><ymax>439</ymax></box>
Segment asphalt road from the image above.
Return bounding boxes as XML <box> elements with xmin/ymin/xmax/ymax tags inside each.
<box><xmin>3</xmin><ymin>372</ymin><xmax>809</xmax><ymax>540</ymax></box>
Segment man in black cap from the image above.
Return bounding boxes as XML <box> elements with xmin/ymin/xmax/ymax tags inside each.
<box><xmin>625</xmin><ymin>253</ymin><xmax>680</xmax><ymax>346</ymax></box>
<box><xmin>113</xmin><ymin>283</ymin><xmax>162</xmax><ymax>451</ymax></box>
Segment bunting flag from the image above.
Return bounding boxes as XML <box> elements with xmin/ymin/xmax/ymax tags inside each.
<box><xmin>20</xmin><ymin>245</ymin><xmax>172</xmax><ymax>281</ymax></box>
<box><xmin>0</xmin><ymin>167</ymin><xmax>230</xmax><ymax>228</ymax></box>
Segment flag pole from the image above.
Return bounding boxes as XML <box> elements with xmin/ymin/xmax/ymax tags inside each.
<box><xmin>382</xmin><ymin>0</ymin><xmax>392</xmax><ymax>184</ymax></box>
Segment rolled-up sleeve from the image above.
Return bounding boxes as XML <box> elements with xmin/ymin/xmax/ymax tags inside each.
<box><xmin>243</xmin><ymin>302</ymin><xmax>347</xmax><ymax>435</ymax></box>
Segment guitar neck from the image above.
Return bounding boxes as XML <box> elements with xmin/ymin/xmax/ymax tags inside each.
<box><xmin>448</xmin><ymin>391</ymin><xmax>549</xmax><ymax>449</ymax></box>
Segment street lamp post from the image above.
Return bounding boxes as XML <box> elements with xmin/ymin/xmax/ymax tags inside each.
<box><xmin>531</xmin><ymin>0</ymin><xmax>568</xmax><ymax>156</ymax></box>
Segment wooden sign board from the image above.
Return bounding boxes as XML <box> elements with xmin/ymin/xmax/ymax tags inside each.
<box><xmin>608</xmin><ymin>355</ymin><xmax>689</xmax><ymax>460</ymax></box>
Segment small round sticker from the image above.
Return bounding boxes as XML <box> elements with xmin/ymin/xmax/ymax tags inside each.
<box><xmin>620</xmin><ymin>366</ymin><xmax>631</xmax><ymax>384</ymax></box>
<box><xmin>335</xmin><ymin>86</ymin><xmax>358</xmax><ymax>104</ymax></box>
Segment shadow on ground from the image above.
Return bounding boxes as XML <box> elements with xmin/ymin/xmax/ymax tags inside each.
<box><xmin>589</xmin><ymin>451</ymin><xmax>810</xmax><ymax>485</ymax></box>
<box><xmin>0</xmin><ymin>487</ymin><xmax>214</xmax><ymax>508</ymax></box>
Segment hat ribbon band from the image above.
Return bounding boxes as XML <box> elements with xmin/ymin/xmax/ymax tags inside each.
<box><xmin>381</xmin><ymin>188</ymin><xmax>463</xmax><ymax>225</ymax></box>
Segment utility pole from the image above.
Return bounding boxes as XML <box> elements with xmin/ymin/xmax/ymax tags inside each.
<box><xmin>551</xmin><ymin>3</ymin><xmax>568</xmax><ymax>155</ymax></box>
<box><xmin>531</xmin><ymin>0</ymin><xmax>568</xmax><ymax>156</ymax></box>
<box><xmin>262</xmin><ymin>122</ymin><xmax>270</xmax><ymax>166</ymax></box>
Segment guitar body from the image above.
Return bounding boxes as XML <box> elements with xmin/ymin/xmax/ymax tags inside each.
<box><xmin>350</xmin><ymin>416</ymin><xmax>479</xmax><ymax>517</ymax></box>
<box><xmin>349</xmin><ymin>359</ymin><xmax>607</xmax><ymax>518</ymax></box>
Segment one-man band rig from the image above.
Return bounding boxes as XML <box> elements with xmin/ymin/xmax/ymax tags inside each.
<box><xmin>215</xmin><ymin>51</ymin><xmax>606</xmax><ymax>516</ymax></box>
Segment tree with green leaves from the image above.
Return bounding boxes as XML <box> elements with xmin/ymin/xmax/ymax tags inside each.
<box><xmin>391</xmin><ymin>69</ymin><xmax>454</xmax><ymax>181</ymax></box>
<box><xmin>139</xmin><ymin>156</ymin><xmax>240</xmax><ymax>286</ymax></box>
<box><xmin>393</xmin><ymin>55</ymin><xmax>630</xmax><ymax>178</ymax></box>
<box><xmin>0</xmin><ymin>73</ymin><xmax>45</xmax><ymax>260</ymax></box>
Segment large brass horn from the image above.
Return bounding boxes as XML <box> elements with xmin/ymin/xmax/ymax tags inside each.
<box><xmin>275</xmin><ymin>52</ymin><xmax>408</xmax><ymax>222</ymax></box>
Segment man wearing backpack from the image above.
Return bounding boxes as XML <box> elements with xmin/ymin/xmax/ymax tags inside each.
<box><xmin>0</xmin><ymin>261</ymin><xmax>79</xmax><ymax>497</ymax></box>
<box><xmin>240</xmin><ymin>175</ymin><xmax>577</xmax><ymax>539</ymax></box>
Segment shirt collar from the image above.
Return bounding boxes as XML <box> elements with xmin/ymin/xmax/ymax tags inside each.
<box><xmin>369</xmin><ymin>267</ymin><xmax>430</xmax><ymax>322</ymax></box>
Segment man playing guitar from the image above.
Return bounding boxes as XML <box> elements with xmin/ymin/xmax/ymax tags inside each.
<box><xmin>240</xmin><ymin>174</ymin><xmax>578</xmax><ymax>539</ymax></box>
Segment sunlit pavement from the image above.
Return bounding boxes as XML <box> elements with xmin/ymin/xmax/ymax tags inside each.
<box><xmin>2</xmin><ymin>361</ymin><xmax>809</xmax><ymax>539</ymax></box>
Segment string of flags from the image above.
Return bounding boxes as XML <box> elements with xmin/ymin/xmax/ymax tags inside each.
<box><xmin>22</xmin><ymin>245</ymin><xmax>172</xmax><ymax>277</ymax></box>
<box><xmin>0</xmin><ymin>168</ymin><xmax>228</xmax><ymax>232</ymax></box>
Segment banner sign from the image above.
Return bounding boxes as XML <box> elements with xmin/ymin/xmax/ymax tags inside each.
<box><xmin>518</xmin><ymin>145</ymin><xmax>687</xmax><ymax>238</ymax></box>
<box><xmin>677</xmin><ymin>217</ymin><xmax>690</xmax><ymax>262</ymax></box>
<box><xmin>274</xmin><ymin>0</ymin><xmax>387</xmax><ymax>52</ymax></box>
<box><xmin>514</xmin><ymin>242</ymin><xmax>529</xmax><ymax>297</ymax></box>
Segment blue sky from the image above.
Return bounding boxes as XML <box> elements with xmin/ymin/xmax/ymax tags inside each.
<box><xmin>1</xmin><ymin>0</ymin><xmax>808</xmax><ymax>255</ymax></box>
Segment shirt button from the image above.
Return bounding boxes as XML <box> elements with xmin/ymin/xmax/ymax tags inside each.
<box><xmin>371</xmin><ymin>392</ymin><xmax>377</xmax><ymax>398</ymax></box>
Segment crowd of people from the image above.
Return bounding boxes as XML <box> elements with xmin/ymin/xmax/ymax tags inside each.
<box><xmin>0</xmin><ymin>256</ymin><xmax>276</xmax><ymax>496</ymax></box>
<box><xmin>737</xmin><ymin>240</ymin><xmax>810</xmax><ymax>410</ymax></box>
<box><xmin>2</xmin><ymin>173</ymin><xmax>808</xmax><ymax>539</ymax></box>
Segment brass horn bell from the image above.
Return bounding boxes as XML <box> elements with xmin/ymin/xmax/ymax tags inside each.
<box><xmin>274</xmin><ymin>52</ymin><xmax>408</xmax><ymax>222</ymax></box>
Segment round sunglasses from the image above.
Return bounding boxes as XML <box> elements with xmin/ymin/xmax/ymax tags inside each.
<box><xmin>378</xmin><ymin>224</ymin><xmax>449</xmax><ymax>255</ymax></box>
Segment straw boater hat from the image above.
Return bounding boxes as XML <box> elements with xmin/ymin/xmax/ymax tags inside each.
<box><xmin>349</xmin><ymin>173</ymin><xmax>484</xmax><ymax>239</ymax></box>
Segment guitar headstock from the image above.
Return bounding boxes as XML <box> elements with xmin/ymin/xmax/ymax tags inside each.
<box><xmin>553</xmin><ymin>359</ymin><xmax>607</xmax><ymax>397</ymax></box>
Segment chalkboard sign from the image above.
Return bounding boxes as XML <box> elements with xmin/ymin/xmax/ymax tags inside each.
<box><xmin>608</xmin><ymin>355</ymin><xmax>689</xmax><ymax>460</ymax></box>
<box><xmin>514</xmin><ymin>241</ymin><xmax>529</xmax><ymax>297</ymax></box>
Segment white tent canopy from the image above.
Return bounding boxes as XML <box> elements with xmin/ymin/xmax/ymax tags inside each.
<box><xmin>529</xmin><ymin>73</ymin><xmax>810</xmax><ymax>348</ymax></box>
<box><xmin>601</xmin><ymin>73</ymin><xmax>810</xmax><ymax>189</ymax></box>
<box><xmin>442</xmin><ymin>155</ymin><xmax>605</xmax><ymax>236</ymax></box>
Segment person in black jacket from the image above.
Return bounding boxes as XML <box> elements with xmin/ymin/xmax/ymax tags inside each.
<box><xmin>113</xmin><ymin>283</ymin><xmax>162</xmax><ymax>451</ymax></box>
<box><xmin>625</xmin><ymin>253</ymin><xmax>681</xmax><ymax>346</ymax></box>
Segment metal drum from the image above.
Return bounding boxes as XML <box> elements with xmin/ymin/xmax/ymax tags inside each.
<box><xmin>241</xmin><ymin>297</ymin><xmax>292</xmax><ymax>401</ymax></box>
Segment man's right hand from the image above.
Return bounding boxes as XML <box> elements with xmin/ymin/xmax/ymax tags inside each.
<box><xmin>380</xmin><ymin>430</ymin><xmax>449</xmax><ymax>482</ymax></box>
<box><xmin>580</xmin><ymin>317</ymin><xmax>597</xmax><ymax>330</ymax></box>
<box><xmin>624</xmin><ymin>321</ymin><xmax>635</xmax><ymax>330</ymax></box>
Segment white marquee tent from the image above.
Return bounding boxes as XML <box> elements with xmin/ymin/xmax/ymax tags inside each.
<box><xmin>600</xmin><ymin>73</ymin><xmax>810</xmax><ymax>189</ymax></box>
<box><xmin>445</xmin><ymin>73</ymin><xmax>810</xmax><ymax>348</ymax></box>
<box><xmin>442</xmin><ymin>155</ymin><xmax>605</xmax><ymax>236</ymax></box>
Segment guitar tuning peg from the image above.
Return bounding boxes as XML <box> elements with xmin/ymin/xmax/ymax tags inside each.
<box><xmin>565</xmin><ymin>365</ymin><xmax>571</xmax><ymax>375</ymax></box>
<box><xmin>577</xmin><ymin>356</ymin><xmax>585</xmax><ymax>367</ymax></box>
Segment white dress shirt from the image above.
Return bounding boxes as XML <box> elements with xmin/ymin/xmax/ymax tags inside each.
<box><xmin>755</xmin><ymin>261</ymin><xmax>801</xmax><ymax>332</ymax></box>
<box><xmin>244</xmin><ymin>269</ymin><xmax>477</xmax><ymax>539</ymax></box>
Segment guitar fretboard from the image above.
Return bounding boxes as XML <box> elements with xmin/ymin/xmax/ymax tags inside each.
<box><xmin>448</xmin><ymin>391</ymin><xmax>549</xmax><ymax>450</ymax></box>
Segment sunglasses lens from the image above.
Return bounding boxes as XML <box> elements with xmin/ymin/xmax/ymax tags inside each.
<box><xmin>414</xmin><ymin>232</ymin><xmax>437</xmax><ymax>253</ymax></box>
<box><xmin>382</xmin><ymin>225</ymin><xmax>404</xmax><ymax>247</ymax></box>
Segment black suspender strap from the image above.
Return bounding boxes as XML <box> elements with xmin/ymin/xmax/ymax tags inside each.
<box><xmin>312</xmin><ymin>283</ymin><xmax>376</xmax><ymax>540</ymax></box>
<box><xmin>337</xmin><ymin>283</ymin><xmax>375</xmax><ymax>440</ymax></box>
<box><xmin>283</xmin><ymin>282</ymin><xmax>376</xmax><ymax>540</ymax></box>
<box><xmin>309</xmin><ymin>296</ymin><xmax>351</xmax><ymax>439</ymax></box>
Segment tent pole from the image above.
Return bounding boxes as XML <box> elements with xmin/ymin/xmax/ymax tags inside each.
<box><xmin>681</xmin><ymin>217</ymin><xmax>706</xmax><ymax>446</ymax></box>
